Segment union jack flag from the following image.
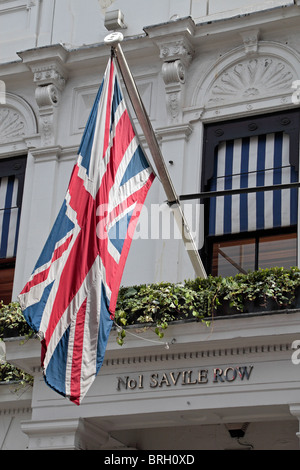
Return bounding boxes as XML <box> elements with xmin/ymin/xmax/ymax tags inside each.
<box><xmin>18</xmin><ymin>57</ymin><xmax>155</xmax><ymax>405</ymax></box>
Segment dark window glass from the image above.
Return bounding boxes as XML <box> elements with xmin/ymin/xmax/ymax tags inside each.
<box><xmin>202</xmin><ymin>110</ymin><xmax>300</xmax><ymax>275</ymax></box>
<box><xmin>212</xmin><ymin>232</ymin><xmax>297</xmax><ymax>277</ymax></box>
<box><xmin>0</xmin><ymin>258</ymin><xmax>15</xmax><ymax>304</ymax></box>
<box><xmin>0</xmin><ymin>155</ymin><xmax>26</xmax><ymax>303</ymax></box>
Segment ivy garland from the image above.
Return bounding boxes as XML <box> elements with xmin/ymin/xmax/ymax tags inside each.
<box><xmin>0</xmin><ymin>267</ymin><xmax>300</xmax><ymax>367</ymax></box>
<box><xmin>0</xmin><ymin>361</ymin><xmax>33</xmax><ymax>387</ymax></box>
<box><xmin>0</xmin><ymin>301</ymin><xmax>34</xmax><ymax>387</ymax></box>
<box><xmin>115</xmin><ymin>266</ymin><xmax>300</xmax><ymax>344</ymax></box>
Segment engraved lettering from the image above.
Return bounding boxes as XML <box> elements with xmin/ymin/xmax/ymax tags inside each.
<box><xmin>159</xmin><ymin>373</ymin><xmax>171</xmax><ymax>387</ymax></box>
<box><xmin>150</xmin><ymin>373</ymin><xmax>159</xmax><ymax>388</ymax></box>
<box><xmin>116</xmin><ymin>365</ymin><xmax>254</xmax><ymax>391</ymax></box>
<box><xmin>213</xmin><ymin>368</ymin><xmax>224</xmax><ymax>383</ymax></box>
<box><xmin>198</xmin><ymin>369</ymin><xmax>208</xmax><ymax>384</ymax></box>
<box><xmin>128</xmin><ymin>378</ymin><xmax>137</xmax><ymax>389</ymax></box>
<box><xmin>117</xmin><ymin>376</ymin><xmax>129</xmax><ymax>391</ymax></box>
<box><xmin>224</xmin><ymin>367</ymin><xmax>237</xmax><ymax>382</ymax></box>
<box><xmin>169</xmin><ymin>371</ymin><xmax>181</xmax><ymax>385</ymax></box>
<box><xmin>236</xmin><ymin>366</ymin><xmax>253</xmax><ymax>380</ymax></box>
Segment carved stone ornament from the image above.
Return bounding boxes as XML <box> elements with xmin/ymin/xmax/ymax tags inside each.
<box><xmin>240</xmin><ymin>30</ymin><xmax>259</xmax><ymax>55</ymax></box>
<box><xmin>33</xmin><ymin>64</ymin><xmax>67</xmax><ymax>92</ymax></box>
<box><xmin>0</xmin><ymin>108</ymin><xmax>26</xmax><ymax>143</ymax></box>
<box><xmin>30</xmin><ymin>61</ymin><xmax>67</xmax><ymax>146</ymax></box>
<box><xmin>35</xmin><ymin>84</ymin><xmax>60</xmax><ymax>146</ymax></box>
<box><xmin>162</xmin><ymin>60</ymin><xmax>185</xmax><ymax>85</ymax></box>
<box><xmin>35</xmin><ymin>84</ymin><xmax>60</xmax><ymax>108</ymax></box>
<box><xmin>166</xmin><ymin>92</ymin><xmax>181</xmax><ymax>121</ymax></box>
<box><xmin>159</xmin><ymin>38</ymin><xmax>194</xmax><ymax>68</ymax></box>
<box><xmin>157</xmin><ymin>35</ymin><xmax>194</xmax><ymax>124</ymax></box>
<box><xmin>161</xmin><ymin>60</ymin><xmax>186</xmax><ymax>124</ymax></box>
<box><xmin>207</xmin><ymin>57</ymin><xmax>294</xmax><ymax>105</ymax></box>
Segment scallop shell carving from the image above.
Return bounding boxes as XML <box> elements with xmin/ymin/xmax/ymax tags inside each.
<box><xmin>0</xmin><ymin>108</ymin><xmax>26</xmax><ymax>143</ymax></box>
<box><xmin>208</xmin><ymin>58</ymin><xmax>294</xmax><ymax>104</ymax></box>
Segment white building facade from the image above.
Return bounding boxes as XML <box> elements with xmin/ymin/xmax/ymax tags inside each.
<box><xmin>2</xmin><ymin>0</ymin><xmax>300</xmax><ymax>450</ymax></box>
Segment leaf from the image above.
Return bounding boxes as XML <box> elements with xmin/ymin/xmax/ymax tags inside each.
<box><xmin>123</xmin><ymin>288</ymin><xmax>138</xmax><ymax>299</ymax></box>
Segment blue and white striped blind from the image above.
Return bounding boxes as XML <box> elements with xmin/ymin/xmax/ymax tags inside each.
<box><xmin>0</xmin><ymin>175</ymin><xmax>21</xmax><ymax>259</ymax></box>
<box><xmin>209</xmin><ymin>132</ymin><xmax>298</xmax><ymax>236</ymax></box>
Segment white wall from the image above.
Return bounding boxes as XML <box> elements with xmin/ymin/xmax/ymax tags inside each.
<box><xmin>2</xmin><ymin>1</ymin><xmax>299</xmax><ymax>297</ymax></box>
<box><xmin>0</xmin><ymin>0</ymin><xmax>295</xmax><ymax>63</ymax></box>
<box><xmin>2</xmin><ymin>0</ymin><xmax>300</xmax><ymax>452</ymax></box>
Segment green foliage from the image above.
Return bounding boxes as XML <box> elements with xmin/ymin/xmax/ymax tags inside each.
<box><xmin>0</xmin><ymin>301</ymin><xmax>34</xmax><ymax>387</ymax></box>
<box><xmin>0</xmin><ymin>359</ymin><xmax>33</xmax><ymax>386</ymax></box>
<box><xmin>115</xmin><ymin>282</ymin><xmax>207</xmax><ymax>345</ymax></box>
<box><xmin>0</xmin><ymin>301</ymin><xmax>34</xmax><ymax>338</ymax></box>
<box><xmin>1</xmin><ymin>267</ymin><xmax>300</xmax><ymax>351</ymax></box>
<box><xmin>115</xmin><ymin>267</ymin><xmax>300</xmax><ymax>345</ymax></box>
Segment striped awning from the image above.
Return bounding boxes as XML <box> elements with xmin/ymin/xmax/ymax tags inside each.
<box><xmin>209</xmin><ymin>132</ymin><xmax>298</xmax><ymax>236</ymax></box>
<box><xmin>0</xmin><ymin>175</ymin><xmax>21</xmax><ymax>259</ymax></box>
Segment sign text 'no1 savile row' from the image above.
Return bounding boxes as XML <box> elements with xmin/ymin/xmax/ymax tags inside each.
<box><xmin>116</xmin><ymin>365</ymin><xmax>254</xmax><ymax>391</ymax></box>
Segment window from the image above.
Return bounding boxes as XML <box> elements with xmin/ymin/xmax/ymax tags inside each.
<box><xmin>201</xmin><ymin>110</ymin><xmax>300</xmax><ymax>276</ymax></box>
<box><xmin>211</xmin><ymin>230</ymin><xmax>297</xmax><ymax>276</ymax></box>
<box><xmin>0</xmin><ymin>156</ymin><xmax>26</xmax><ymax>304</ymax></box>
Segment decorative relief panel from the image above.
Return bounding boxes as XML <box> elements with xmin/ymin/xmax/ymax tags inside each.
<box><xmin>159</xmin><ymin>38</ymin><xmax>194</xmax><ymax>68</ymax></box>
<box><xmin>18</xmin><ymin>45</ymin><xmax>68</xmax><ymax>147</ymax></box>
<box><xmin>207</xmin><ymin>57</ymin><xmax>294</xmax><ymax>105</ymax></box>
<box><xmin>157</xmin><ymin>35</ymin><xmax>194</xmax><ymax>124</ymax></box>
<box><xmin>0</xmin><ymin>93</ymin><xmax>37</xmax><ymax>153</ymax></box>
<box><xmin>0</xmin><ymin>108</ymin><xmax>26</xmax><ymax>143</ymax></box>
<box><xmin>33</xmin><ymin>65</ymin><xmax>66</xmax><ymax>92</ymax></box>
<box><xmin>71</xmin><ymin>80</ymin><xmax>155</xmax><ymax>136</ymax></box>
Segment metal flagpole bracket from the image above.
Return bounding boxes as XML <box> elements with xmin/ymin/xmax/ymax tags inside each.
<box><xmin>104</xmin><ymin>34</ymin><xmax>207</xmax><ymax>279</ymax></box>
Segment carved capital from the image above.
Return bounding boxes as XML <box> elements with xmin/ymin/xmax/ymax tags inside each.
<box><xmin>154</xmin><ymin>33</ymin><xmax>193</xmax><ymax>124</ymax></box>
<box><xmin>29</xmin><ymin>62</ymin><xmax>66</xmax><ymax>147</ymax></box>
<box><xmin>18</xmin><ymin>44</ymin><xmax>68</xmax><ymax>92</ymax></box>
<box><xmin>18</xmin><ymin>45</ymin><xmax>68</xmax><ymax>146</ymax></box>
<box><xmin>159</xmin><ymin>37</ymin><xmax>194</xmax><ymax>68</ymax></box>
<box><xmin>33</xmin><ymin>63</ymin><xmax>67</xmax><ymax>92</ymax></box>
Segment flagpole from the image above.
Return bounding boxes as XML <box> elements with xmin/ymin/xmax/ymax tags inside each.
<box><xmin>104</xmin><ymin>33</ymin><xmax>207</xmax><ymax>279</ymax></box>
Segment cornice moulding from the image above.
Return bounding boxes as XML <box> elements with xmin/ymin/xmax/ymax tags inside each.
<box><xmin>5</xmin><ymin>310</ymin><xmax>300</xmax><ymax>374</ymax></box>
<box><xmin>144</xmin><ymin>16</ymin><xmax>196</xmax><ymax>40</ymax></box>
<box><xmin>17</xmin><ymin>43</ymin><xmax>69</xmax><ymax>67</ymax></box>
<box><xmin>0</xmin><ymin>385</ymin><xmax>32</xmax><ymax>411</ymax></box>
<box><xmin>142</xmin><ymin>5</ymin><xmax>300</xmax><ymax>50</ymax></box>
<box><xmin>0</xmin><ymin>61</ymin><xmax>29</xmax><ymax>79</ymax></box>
<box><xmin>156</xmin><ymin>123</ymin><xmax>193</xmax><ymax>141</ymax></box>
<box><xmin>15</xmin><ymin>38</ymin><xmax>157</xmax><ymax>75</ymax></box>
<box><xmin>30</xmin><ymin>145</ymin><xmax>62</xmax><ymax>162</ymax></box>
<box><xmin>194</xmin><ymin>3</ymin><xmax>299</xmax><ymax>29</ymax></box>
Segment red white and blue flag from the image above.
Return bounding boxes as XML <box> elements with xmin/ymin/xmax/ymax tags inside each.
<box><xmin>18</xmin><ymin>57</ymin><xmax>155</xmax><ymax>405</ymax></box>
